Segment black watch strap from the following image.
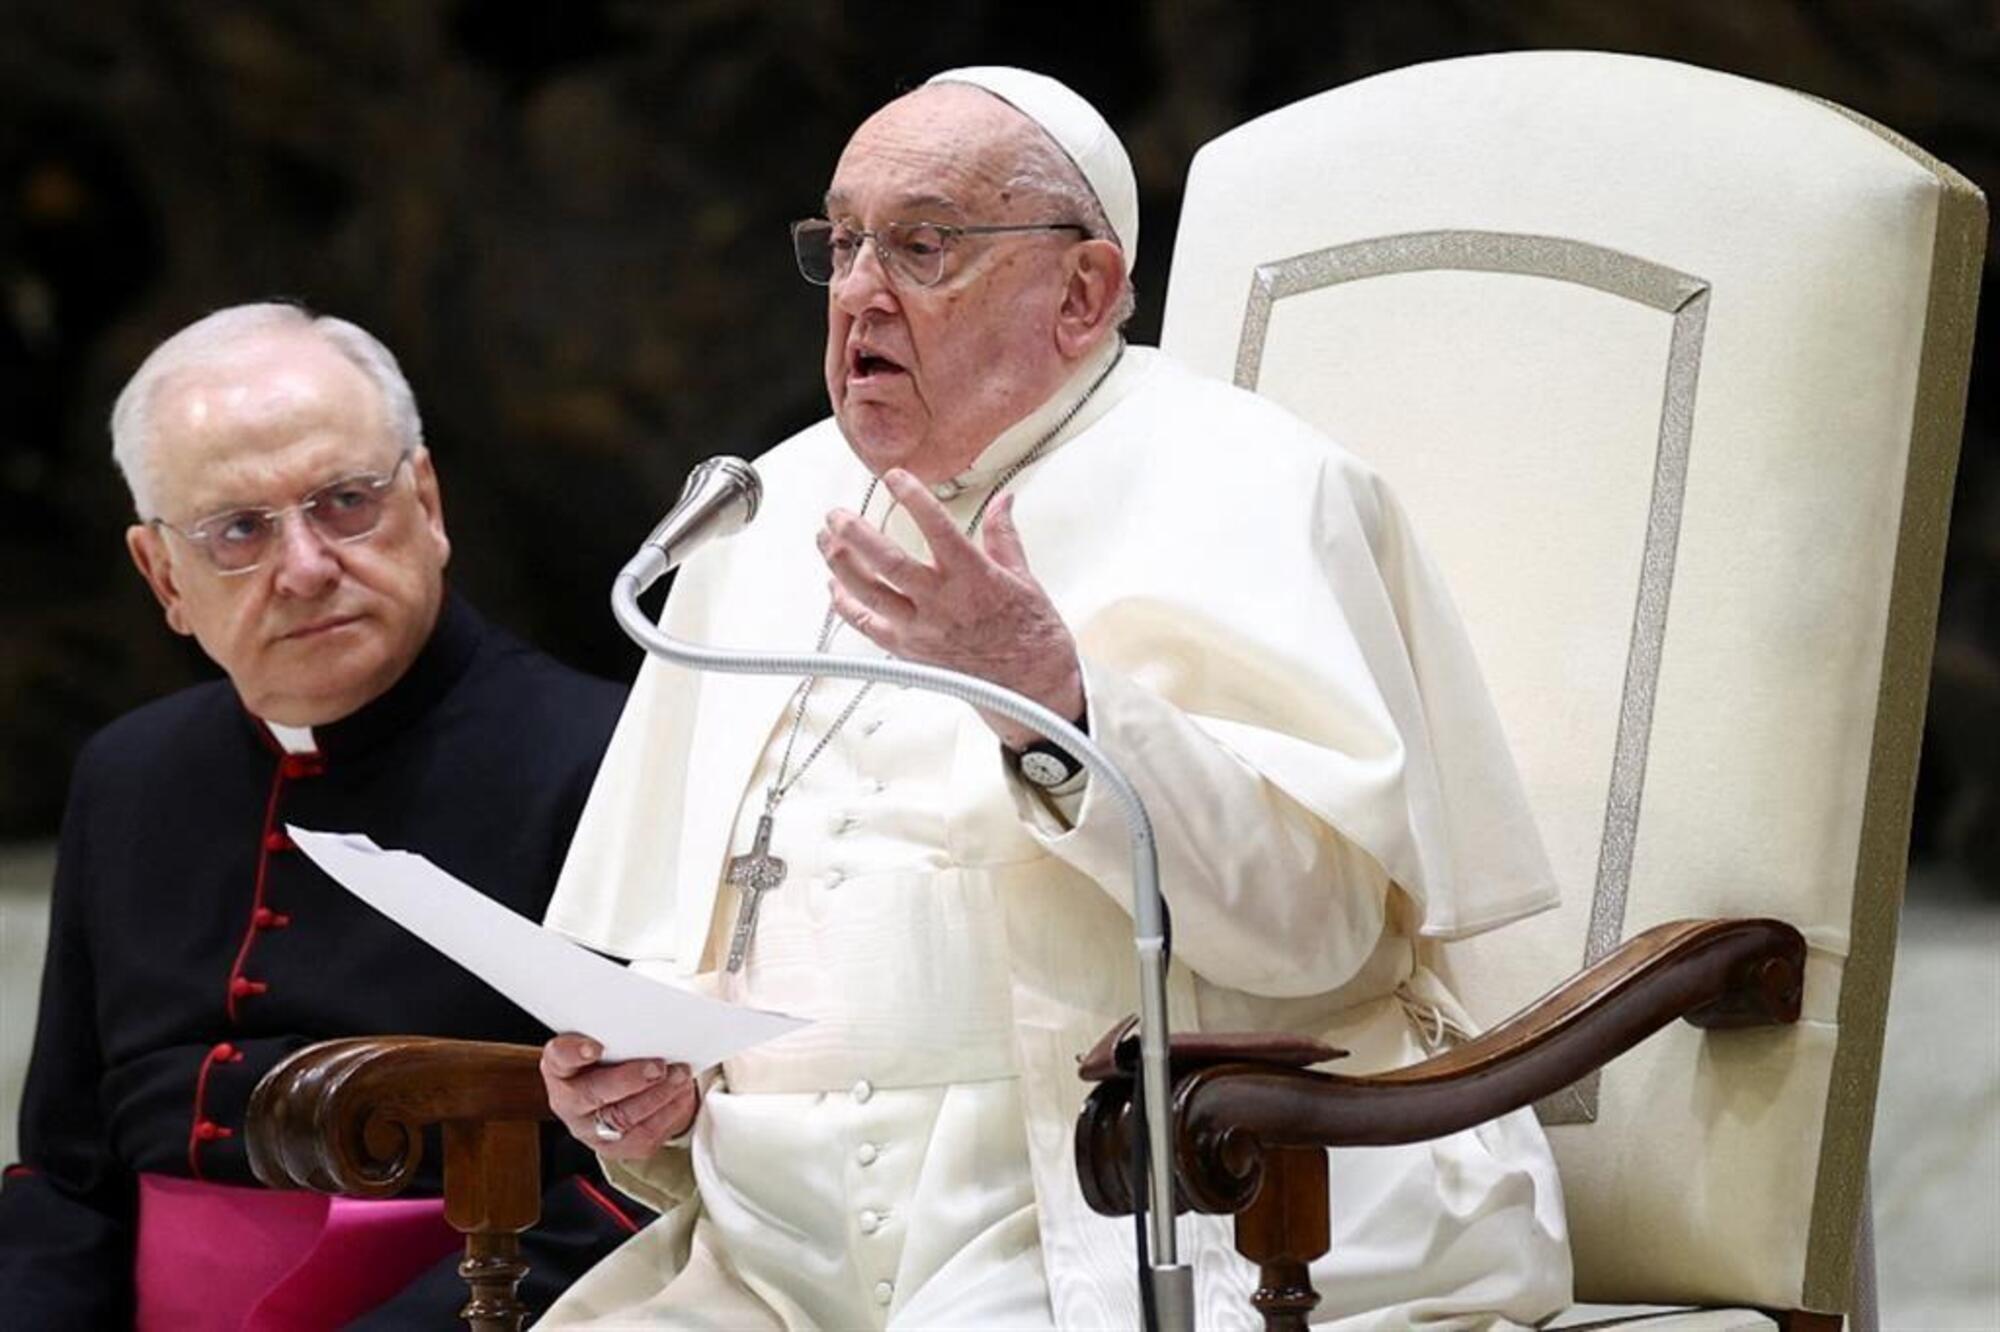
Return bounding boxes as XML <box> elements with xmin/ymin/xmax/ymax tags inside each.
<box><xmin>1006</xmin><ymin>706</ymin><xmax>1089</xmax><ymax>790</ymax></box>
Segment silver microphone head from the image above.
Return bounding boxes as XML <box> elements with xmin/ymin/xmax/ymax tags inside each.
<box><xmin>647</xmin><ymin>456</ymin><xmax>761</xmax><ymax>560</ymax></box>
<box><xmin>621</xmin><ymin>456</ymin><xmax>762</xmax><ymax>590</ymax></box>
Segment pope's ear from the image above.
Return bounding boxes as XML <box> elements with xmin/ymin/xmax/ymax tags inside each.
<box><xmin>127</xmin><ymin>523</ymin><xmax>192</xmax><ymax>637</ymax></box>
<box><xmin>1054</xmin><ymin>238</ymin><xmax>1125</xmax><ymax>358</ymax></box>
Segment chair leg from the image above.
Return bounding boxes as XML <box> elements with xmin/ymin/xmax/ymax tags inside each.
<box><xmin>442</xmin><ymin>1118</ymin><xmax>543</xmax><ymax>1331</ymax></box>
<box><xmin>1232</xmin><ymin>1145</ymin><xmax>1330</xmax><ymax>1332</ymax></box>
<box><xmin>1774</xmin><ymin>1314</ymin><xmax>1842</xmax><ymax>1331</ymax></box>
<box><xmin>459</xmin><ymin>1233</ymin><xmax>531</xmax><ymax>1332</ymax></box>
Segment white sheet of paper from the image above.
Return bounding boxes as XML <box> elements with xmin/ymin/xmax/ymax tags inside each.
<box><xmin>288</xmin><ymin>825</ymin><xmax>806</xmax><ymax>1068</ymax></box>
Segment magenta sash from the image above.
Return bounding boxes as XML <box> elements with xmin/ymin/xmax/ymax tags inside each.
<box><xmin>136</xmin><ymin>1173</ymin><xmax>460</xmax><ymax>1330</ymax></box>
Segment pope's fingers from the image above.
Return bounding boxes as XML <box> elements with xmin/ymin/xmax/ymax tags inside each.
<box><xmin>584</xmin><ymin>1072</ymin><xmax>700</xmax><ymax>1152</ymax></box>
<box><xmin>584</xmin><ymin>1065</ymin><xmax>692</xmax><ymax>1135</ymax></box>
<box><xmin>829</xmin><ymin>579</ymin><xmax>898</xmax><ymax>651</ymax></box>
<box><xmin>821</xmin><ymin>510</ymin><xmax>940</xmax><ymax>600</ymax></box>
<box><xmin>547</xmin><ymin>1055</ymin><xmax>673</xmax><ymax>1120</ymax></box>
<box><xmin>540</xmin><ymin>1032</ymin><xmax>605</xmax><ymax>1078</ymax></box>
<box><xmin>823</xmin><ymin>544</ymin><xmax>917</xmax><ymax>623</ymax></box>
<box><xmin>626</xmin><ymin>1074</ymin><xmax>702</xmax><ymax>1142</ymax></box>
<box><xmin>979</xmin><ymin>494</ymin><xmax>1033</xmax><ymax>577</ymax></box>
<box><xmin>882</xmin><ymin>470</ymin><xmax>981</xmax><ymax>568</ymax></box>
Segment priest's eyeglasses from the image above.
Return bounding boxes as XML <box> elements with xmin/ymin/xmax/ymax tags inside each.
<box><xmin>791</xmin><ymin>218</ymin><xmax>1088</xmax><ymax>289</ymax></box>
<box><xmin>151</xmin><ymin>449</ymin><xmax>415</xmax><ymax>576</ymax></box>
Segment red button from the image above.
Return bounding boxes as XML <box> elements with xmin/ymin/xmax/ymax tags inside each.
<box><xmin>252</xmin><ymin>908</ymin><xmax>291</xmax><ymax>930</ymax></box>
<box><xmin>264</xmin><ymin>830</ymin><xmax>294</xmax><ymax>852</ymax></box>
<box><xmin>210</xmin><ymin>1042</ymin><xmax>238</xmax><ymax>1063</ymax></box>
<box><xmin>279</xmin><ymin>754</ymin><xmax>326</xmax><ymax>780</ymax></box>
<box><xmin>193</xmin><ymin>1120</ymin><xmax>234</xmax><ymax>1141</ymax></box>
<box><xmin>230</xmin><ymin>977</ymin><xmax>268</xmax><ymax>999</ymax></box>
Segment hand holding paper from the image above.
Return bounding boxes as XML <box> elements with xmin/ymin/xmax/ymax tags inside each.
<box><xmin>288</xmin><ymin>826</ymin><xmax>806</xmax><ymax>1068</ymax></box>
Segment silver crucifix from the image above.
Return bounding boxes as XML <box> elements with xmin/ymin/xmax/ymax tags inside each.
<box><xmin>724</xmin><ymin>812</ymin><xmax>787</xmax><ymax>973</ymax></box>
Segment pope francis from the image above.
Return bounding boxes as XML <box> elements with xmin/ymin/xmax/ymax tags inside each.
<box><xmin>536</xmin><ymin>67</ymin><xmax>1573</xmax><ymax>1329</ymax></box>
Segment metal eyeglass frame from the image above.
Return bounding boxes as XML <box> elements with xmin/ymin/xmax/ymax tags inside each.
<box><xmin>791</xmin><ymin>217</ymin><xmax>1089</xmax><ymax>288</ymax></box>
<box><xmin>149</xmin><ymin>447</ymin><xmax>415</xmax><ymax>576</ymax></box>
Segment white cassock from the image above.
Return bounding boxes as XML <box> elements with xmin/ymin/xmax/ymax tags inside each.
<box><xmin>541</xmin><ymin>340</ymin><xmax>1573</xmax><ymax>1329</ymax></box>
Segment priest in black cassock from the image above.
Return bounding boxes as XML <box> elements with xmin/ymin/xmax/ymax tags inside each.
<box><xmin>0</xmin><ymin>303</ymin><xmax>643</xmax><ymax>1328</ymax></box>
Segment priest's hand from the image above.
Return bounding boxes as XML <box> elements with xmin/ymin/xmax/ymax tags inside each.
<box><xmin>821</xmin><ymin>468</ymin><xmax>1083</xmax><ymax>749</ymax></box>
<box><xmin>542</xmin><ymin>1033</ymin><xmax>698</xmax><ymax>1160</ymax></box>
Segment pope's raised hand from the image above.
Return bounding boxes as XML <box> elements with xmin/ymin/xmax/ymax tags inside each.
<box><xmin>819</xmin><ymin>469</ymin><xmax>1082</xmax><ymax>748</ymax></box>
<box><xmin>541</xmin><ymin>1033</ymin><xmax>698</xmax><ymax>1160</ymax></box>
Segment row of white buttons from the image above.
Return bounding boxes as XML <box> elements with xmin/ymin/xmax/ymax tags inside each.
<box><xmin>845</xmin><ymin>1074</ymin><xmax>891</xmax><ymax>1309</ymax></box>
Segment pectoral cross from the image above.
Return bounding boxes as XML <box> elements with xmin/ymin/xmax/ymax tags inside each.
<box><xmin>725</xmin><ymin>812</ymin><xmax>787</xmax><ymax>973</ymax></box>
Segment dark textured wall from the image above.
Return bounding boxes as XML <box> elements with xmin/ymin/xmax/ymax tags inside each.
<box><xmin>3</xmin><ymin>1</ymin><xmax>1995</xmax><ymax>879</ymax></box>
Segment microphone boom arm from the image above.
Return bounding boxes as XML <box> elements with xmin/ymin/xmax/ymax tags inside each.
<box><xmin>612</xmin><ymin>551</ymin><xmax>1194</xmax><ymax>1332</ymax></box>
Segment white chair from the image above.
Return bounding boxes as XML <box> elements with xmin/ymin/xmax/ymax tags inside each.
<box><xmin>1139</xmin><ymin>48</ymin><xmax>1985</xmax><ymax>1330</ymax></box>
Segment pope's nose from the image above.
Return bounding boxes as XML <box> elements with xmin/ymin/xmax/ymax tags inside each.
<box><xmin>832</xmin><ymin>238</ymin><xmax>899</xmax><ymax>314</ymax></box>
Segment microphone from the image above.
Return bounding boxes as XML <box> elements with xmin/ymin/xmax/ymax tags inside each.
<box><xmin>619</xmin><ymin>456</ymin><xmax>763</xmax><ymax>591</ymax></box>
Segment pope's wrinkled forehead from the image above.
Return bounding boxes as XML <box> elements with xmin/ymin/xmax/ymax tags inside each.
<box><xmin>823</xmin><ymin>83</ymin><xmax>1045</xmax><ymax>221</ymax></box>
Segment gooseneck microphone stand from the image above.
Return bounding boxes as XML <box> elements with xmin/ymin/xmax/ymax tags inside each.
<box><xmin>611</xmin><ymin>458</ymin><xmax>1194</xmax><ymax>1332</ymax></box>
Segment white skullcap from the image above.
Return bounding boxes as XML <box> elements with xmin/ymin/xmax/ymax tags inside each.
<box><xmin>924</xmin><ymin>65</ymin><xmax>1138</xmax><ymax>274</ymax></box>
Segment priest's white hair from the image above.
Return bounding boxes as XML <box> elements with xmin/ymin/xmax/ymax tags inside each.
<box><xmin>110</xmin><ymin>301</ymin><xmax>425</xmax><ymax>518</ymax></box>
<box><xmin>1001</xmin><ymin>122</ymin><xmax>1138</xmax><ymax>330</ymax></box>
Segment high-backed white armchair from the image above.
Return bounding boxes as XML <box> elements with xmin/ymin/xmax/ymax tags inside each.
<box><xmin>1141</xmin><ymin>48</ymin><xmax>1984</xmax><ymax>1328</ymax></box>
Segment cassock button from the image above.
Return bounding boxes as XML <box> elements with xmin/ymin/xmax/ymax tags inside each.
<box><xmin>873</xmin><ymin>1280</ymin><xmax>894</xmax><ymax>1306</ymax></box>
<box><xmin>253</xmin><ymin>908</ymin><xmax>292</xmax><ymax>930</ymax></box>
<box><xmin>858</xmin><ymin>1208</ymin><xmax>882</xmax><ymax>1234</ymax></box>
<box><xmin>263</xmin><ymin>830</ymin><xmax>294</xmax><ymax>853</ymax></box>
<box><xmin>856</xmin><ymin>1142</ymin><xmax>879</xmax><ymax>1166</ymax></box>
<box><xmin>194</xmin><ymin>1119</ymin><xmax>234</xmax><ymax>1142</ymax></box>
<box><xmin>230</xmin><ymin>977</ymin><xmax>268</xmax><ymax>999</ymax></box>
<box><xmin>850</xmin><ymin>1079</ymin><xmax>873</xmax><ymax>1104</ymax></box>
<box><xmin>210</xmin><ymin>1043</ymin><xmax>242</xmax><ymax>1064</ymax></box>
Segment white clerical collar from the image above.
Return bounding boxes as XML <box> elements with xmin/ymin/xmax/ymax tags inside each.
<box><xmin>263</xmin><ymin>721</ymin><xmax>319</xmax><ymax>754</ymax></box>
<box><xmin>928</xmin><ymin>336</ymin><xmax>1129</xmax><ymax>500</ymax></box>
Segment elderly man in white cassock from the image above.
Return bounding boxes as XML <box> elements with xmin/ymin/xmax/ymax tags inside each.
<box><xmin>536</xmin><ymin>67</ymin><xmax>1573</xmax><ymax>1329</ymax></box>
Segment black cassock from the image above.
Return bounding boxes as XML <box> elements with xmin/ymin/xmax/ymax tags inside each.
<box><xmin>0</xmin><ymin>592</ymin><xmax>648</xmax><ymax>1328</ymax></box>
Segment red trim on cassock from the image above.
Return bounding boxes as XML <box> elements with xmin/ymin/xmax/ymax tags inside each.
<box><xmin>184</xmin><ymin>1042</ymin><xmax>244</xmax><ymax>1178</ymax></box>
<box><xmin>572</xmin><ymin>1176</ymin><xmax>641</xmax><ymax>1234</ymax></box>
<box><xmin>3</xmin><ymin>1164</ymin><xmax>37</xmax><ymax>1179</ymax></box>
<box><xmin>225</xmin><ymin>761</ymin><xmax>290</xmax><ymax>1023</ymax></box>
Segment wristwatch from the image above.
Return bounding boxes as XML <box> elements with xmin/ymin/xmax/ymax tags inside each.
<box><xmin>1006</xmin><ymin>707</ymin><xmax>1089</xmax><ymax>791</ymax></box>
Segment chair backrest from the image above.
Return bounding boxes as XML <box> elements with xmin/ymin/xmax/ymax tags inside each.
<box><xmin>1159</xmin><ymin>51</ymin><xmax>1983</xmax><ymax>1313</ymax></box>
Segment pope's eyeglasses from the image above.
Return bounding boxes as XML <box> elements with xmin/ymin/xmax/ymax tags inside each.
<box><xmin>791</xmin><ymin>218</ymin><xmax>1088</xmax><ymax>289</ymax></box>
<box><xmin>150</xmin><ymin>449</ymin><xmax>415</xmax><ymax>576</ymax></box>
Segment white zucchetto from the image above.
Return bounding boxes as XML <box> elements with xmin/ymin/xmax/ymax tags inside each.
<box><xmin>925</xmin><ymin>66</ymin><xmax>1138</xmax><ymax>275</ymax></box>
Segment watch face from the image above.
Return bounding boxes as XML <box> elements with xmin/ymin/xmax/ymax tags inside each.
<box><xmin>1020</xmin><ymin>750</ymin><xmax>1072</xmax><ymax>788</ymax></box>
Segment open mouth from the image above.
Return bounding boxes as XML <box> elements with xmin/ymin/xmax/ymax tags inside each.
<box><xmin>849</xmin><ymin>347</ymin><xmax>906</xmax><ymax>381</ymax></box>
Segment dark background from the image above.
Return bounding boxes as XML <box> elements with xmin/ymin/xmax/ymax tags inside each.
<box><xmin>3</xmin><ymin>0</ymin><xmax>1995</xmax><ymax>883</ymax></box>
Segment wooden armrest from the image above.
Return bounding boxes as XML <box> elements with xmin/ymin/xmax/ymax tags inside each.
<box><xmin>247</xmin><ymin>1036</ymin><xmax>550</xmax><ymax>1198</ymax></box>
<box><xmin>1077</xmin><ymin>916</ymin><xmax>1804</xmax><ymax>1217</ymax></box>
<box><xmin>1077</xmin><ymin>1018</ymin><xmax>1344</xmax><ymax>1083</ymax></box>
<box><xmin>247</xmin><ymin>1036</ymin><xmax>552</xmax><ymax>1330</ymax></box>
